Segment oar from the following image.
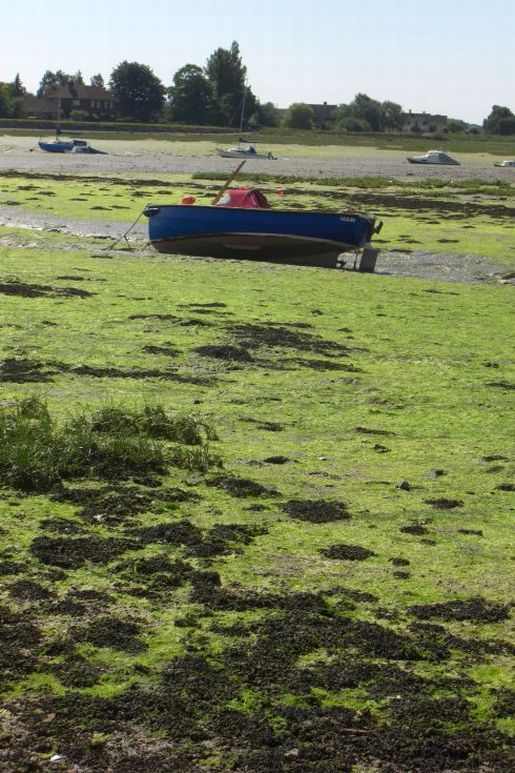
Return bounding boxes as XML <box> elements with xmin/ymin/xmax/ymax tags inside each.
<box><xmin>211</xmin><ymin>160</ymin><xmax>246</xmax><ymax>204</ymax></box>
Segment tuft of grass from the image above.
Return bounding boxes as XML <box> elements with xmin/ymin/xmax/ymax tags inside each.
<box><xmin>0</xmin><ymin>397</ymin><xmax>218</xmax><ymax>491</ymax></box>
<box><xmin>89</xmin><ymin>404</ymin><xmax>217</xmax><ymax>444</ymax></box>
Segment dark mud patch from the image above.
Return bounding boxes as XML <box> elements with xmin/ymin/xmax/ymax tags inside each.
<box><xmin>494</xmin><ymin>687</ymin><xmax>515</xmax><ymax>718</ymax></box>
<box><xmin>51</xmin><ymin>483</ymin><xmax>197</xmax><ymax>524</ymax></box>
<box><xmin>142</xmin><ymin>344</ymin><xmax>180</xmax><ymax>356</ymax></box>
<box><xmin>128</xmin><ymin>312</ymin><xmax>213</xmax><ymax>328</ymax></box>
<box><xmin>200</xmin><ymin>523</ymin><xmax>269</xmax><ymax>558</ymax></box>
<box><xmin>194</xmin><ymin>344</ymin><xmax>253</xmax><ymax>362</ymax></box>
<box><xmin>128</xmin><ymin>312</ymin><xmax>180</xmax><ymax>321</ymax></box>
<box><xmin>409</xmin><ymin>596</ymin><xmax>511</xmax><ymax>623</ymax></box>
<box><xmin>69</xmin><ymin>363</ymin><xmax>214</xmax><ymax>385</ymax></box>
<box><xmin>0</xmin><ymin>560</ymin><xmax>26</xmax><ymax>576</ymax></box>
<box><xmin>321</xmin><ymin>544</ymin><xmax>376</xmax><ymax>561</ymax></box>
<box><xmin>39</xmin><ymin>517</ymin><xmax>86</xmax><ymax>535</ymax></box>
<box><xmin>70</xmin><ymin>615</ymin><xmax>146</xmax><ymax>653</ymax></box>
<box><xmin>30</xmin><ymin>535</ymin><xmax>134</xmax><ymax>568</ymax></box>
<box><xmin>228</xmin><ymin>322</ymin><xmax>352</xmax><ymax>356</ymax></box>
<box><xmin>283</xmin><ymin>498</ymin><xmax>350</xmax><ymax>523</ymax></box>
<box><xmin>389</xmin><ymin>557</ymin><xmax>411</xmax><ymax>566</ymax></box>
<box><xmin>288</xmin><ymin>357</ymin><xmax>355</xmax><ymax>371</ymax></box>
<box><xmin>263</xmin><ymin>455</ymin><xmax>292</xmax><ymax>464</ymax></box>
<box><xmin>133</xmin><ymin>519</ymin><xmax>268</xmax><ymax>560</ymax></box>
<box><xmin>241</xmin><ymin>417</ymin><xmax>285</xmax><ymax>432</ymax></box>
<box><xmin>50</xmin><ymin>588</ymin><xmax>113</xmax><ymax>618</ymax></box>
<box><xmin>0</xmin><ymin>357</ymin><xmax>62</xmax><ymax>383</ymax></box>
<box><xmin>425</xmin><ymin>497</ymin><xmax>464</xmax><ymax>509</ymax></box>
<box><xmin>0</xmin><ymin>280</ymin><xmax>94</xmax><ymax>298</ymax></box>
<box><xmin>0</xmin><ymin>605</ymin><xmax>42</xmax><ymax>682</ymax></box>
<box><xmin>180</xmin><ymin>302</ymin><xmax>227</xmax><ymax>308</ymax></box>
<box><xmin>7</xmin><ymin>579</ymin><xmax>55</xmax><ymax>602</ymax></box>
<box><xmin>51</xmin><ymin>652</ymin><xmax>105</xmax><ymax>688</ymax></box>
<box><xmin>207</xmin><ymin>474</ymin><xmax>279</xmax><ymax>498</ymax></box>
<box><xmin>486</xmin><ymin>380</ymin><xmax>515</xmax><ymax>390</ymax></box>
<box><xmin>373</xmin><ymin>443</ymin><xmax>391</xmax><ymax>453</ymax></box>
<box><xmin>2</xmin><ymin>587</ymin><xmax>514</xmax><ymax>773</ymax></box>
<box><xmin>355</xmin><ymin>425</ymin><xmax>395</xmax><ymax>436</ymax></box>
<box><xmin>400</xmin><ymin>522</ymin><xmax>429</xmax><ymax>536</ymax></box>
<box><xmin>495</xmin><ymin>482</ymin><xmax>515</xmax><ymax>491</ymax></box>
<box><xmin>119</xmin><ymin>555</ymin><xmax>194</xmax><ymax>593</ymax></box>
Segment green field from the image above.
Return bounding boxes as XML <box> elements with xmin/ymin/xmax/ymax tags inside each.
<box><xmin>0</xmin><ymin>165</ymin><xmax>514</xmax><ymax>772</ymax></box>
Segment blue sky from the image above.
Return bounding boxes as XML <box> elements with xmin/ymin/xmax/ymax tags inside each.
<box><xmin>2</xmin><ymin>0</ymin><xmax>513</xmax><ymax>123</ymax></box>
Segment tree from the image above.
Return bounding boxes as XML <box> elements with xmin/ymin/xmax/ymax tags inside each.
<box><xmin>349</xmin><ymin>93</ymin><xmax>382</xmax><ymax>131</ymax></box>
<box><xmin>483</xmin><ymin>105</ymin><xmax>515</xmax><ymax>134</ymax></box>
<box><xmin>205</xmin><ymin>41</ymin><xmax>256</xmax><ymax>126</ymax></box>
<box><xmin>249</xmin><ymin>101</ymin><xmax>279</xmax><ymax>128</ymax></box>
<box><xmin>338</xmin><ymin>116</ymin><xmax>371</xmax><ymax>132</ymax></box>
<box><xmin>11</xmin><ymin>73</ymin><xmax>26</xmax><ymax>97</ymax></box>
<box><xmin>90</xmin><ymin>74</ymin><xmax>105</xmax><ymax>88</ymax></box>
<box><xmin>0</xmin><ymin>84</ymin><xmax>11</xmax><ymax>117</ymax></box>
<box><xmin>37</xmin><ymin>70</ymin><xmax>71</xmax><ymax>97</ymax></box>
<box><xmin>168</xmin><ymin>64</ymin><xmax>215</xmax><ymax>124</ymax></box>
<box><xmin>447</xmin><ymin>118</ymin><xmax>468</xmax><ymax>133</ymax></box>
<box><xmin>109</xmin><ymin>61</ymin><xmax>166</xmax><ymax>121</ymax></box>
<box><xmin>282</xmin><ymin>103</ymin><xmax>315</xmax><ymax>130</ymax></box>
<box><xmin>380</xmin><ymin>100</ymin><xmax>403</xmax><ymax>131</ymax></box>
<box><xmin>498</xmin><ymin>117</ymin><xmax>515</xmax><ymax>135</ymax></box>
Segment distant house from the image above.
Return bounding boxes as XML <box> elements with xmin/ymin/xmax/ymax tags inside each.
<box><xmin>402</xmin><ymin>111</ymin><xmax>447</xmax><ymax>132</ymax></box>
<box><xmin>21</xmin><ymin>94</ymin><xmax>53</xmax><ymax>120</ymax></box>
<box><xmin>307</xmin><ymin>102</ymin><xmax>337</xmax><ymax>128</ymax></box>
<box><xmin>22</xmin><ymin>83</ymin><xmax>116</xmax><ymax>121</ymax></box>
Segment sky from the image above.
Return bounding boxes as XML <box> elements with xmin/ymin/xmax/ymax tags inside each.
<box><xmin>2</xmin><ymin>0</ymin><xmax>514</xmax><ymax>124</ymax></box>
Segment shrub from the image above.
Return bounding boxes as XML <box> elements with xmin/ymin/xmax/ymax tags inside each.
<box><xmin>0</xmin><ymin>397</ymin><xmax>218</xmax><ymax>492</ymax></box>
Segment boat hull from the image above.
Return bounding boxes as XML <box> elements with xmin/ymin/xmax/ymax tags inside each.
<box><xmin>407</xmin><ymin>154</ymin><xmax>460</xmax><ymax>165</ymax></box>
<box><xmin>144</xmin><ymin>204</ymin><xmax>376</xmax><ymax>268</ymax></box>
<box><xmin>216</xmin><ymin>147</ymin><xmax>275</xmax><ymax>159</ymax></box>
<box><xmin>38</xmin><ymin>139</ymin><xmax>89</xmax><ymax>153</ymax></box>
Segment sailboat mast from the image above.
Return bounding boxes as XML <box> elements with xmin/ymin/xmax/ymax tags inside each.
<box><xmin>239</xmin><ymin>84</ymin><xmax>247</xmax><ymax>133</ymax></box>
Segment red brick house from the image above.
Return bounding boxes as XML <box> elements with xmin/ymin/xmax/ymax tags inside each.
<box><xmin>23</xmin><ymin>83</ymin><xmax>116</xmax><ymax>120</ymax></box>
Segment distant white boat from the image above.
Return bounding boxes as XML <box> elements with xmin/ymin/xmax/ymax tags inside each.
<box><xmin>216</xmin><ymin>144</ymin><xmax>277</xmax><ymax>160</ymax></box>
<box><xmin>494</xmin><ymin>159</ymin><xmax>515</xmax><ymax>167</ymax></box>
<box><xmin>407</xmin><ymin>150</ymin><xmax>460</xmax><ymax>165</ymax></box>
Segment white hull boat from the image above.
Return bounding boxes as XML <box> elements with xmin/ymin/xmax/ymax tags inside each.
<box><xmin>216</xmin><ymin>145</ymin><xmax>276</xmax><ymax>160</ymax></box>
<box><xmin>407</xmin><ymin>150</ymin><xmax>460</xmax><ymax>165</ymax></box>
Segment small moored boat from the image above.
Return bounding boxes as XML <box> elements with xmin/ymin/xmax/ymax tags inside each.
<box><xmin>38</xmin><ymin>130</ymin><xmax>106</xmax><ymax>154</ymax></box>
<box><xmin>407</xmin><ymin>150</ymin><xmax>460</xmax><ymax>165</ymax></box>
<box><xmin>143</xmin><ymin>187</ymin><xmax>381</xmax><ymax>269</ymax></box>
<box><xmin>216</xmin><ymin>144</ymin><xmax>276</xmax><ymax>160</ymax></box>
<box><xmin>38</xmin><ymin>137</ymin><xmax>89</xmax><ymax>153</ymax></box>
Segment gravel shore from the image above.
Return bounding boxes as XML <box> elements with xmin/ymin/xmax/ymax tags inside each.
<box><xmin>1</xmin><ymin>134</ymin><xmax>512</xmax><ymax>181</ymax></box>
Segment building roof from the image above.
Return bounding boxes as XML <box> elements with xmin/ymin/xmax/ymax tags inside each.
<box><xmin>49</xmin><ymin>83</ymin><xmax>113</xmax><ymax>101</ymax></box>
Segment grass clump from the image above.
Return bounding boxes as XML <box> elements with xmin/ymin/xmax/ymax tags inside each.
<box><xmin>0</xmin><ymin>396</ymin><xmax>218</xmax><ymax>492</ymax></box>
<box><xmin>89</xmin><ymin>404</ymin><xmax>217</xmax><ymax>444</ymax></box>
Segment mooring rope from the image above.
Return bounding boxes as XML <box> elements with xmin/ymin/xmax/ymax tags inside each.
<box><xmin>106</xmin><ymin>209</ymin><xmax>147</xmax><ymax>251</ymax></box>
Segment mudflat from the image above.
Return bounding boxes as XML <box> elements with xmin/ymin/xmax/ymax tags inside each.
<box><xmin>0</xmin><ymin>134</ymin><xmax>512</xmax><ymax>181</ymax></box>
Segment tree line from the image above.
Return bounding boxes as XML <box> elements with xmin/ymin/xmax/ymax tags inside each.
<box><xmin>1</xmin><ymin>41</ymin><xmax>514</xmax><ymax>134</ymax></box>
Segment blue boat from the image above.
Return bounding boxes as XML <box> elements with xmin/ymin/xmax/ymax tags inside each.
<box><xmin>38</xmin><ymin>137</ymin><xmax>89</xmax><ymax>153</ymax></box>
<box><xmin>143</xmin><ymin>188</ymin><xmax>381</xmax><ymax>269</ymax></box>
<box><xmin>38</xmin><ymin>129</ymin><xmax>105</xmax><ymax>154</ymax></box>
